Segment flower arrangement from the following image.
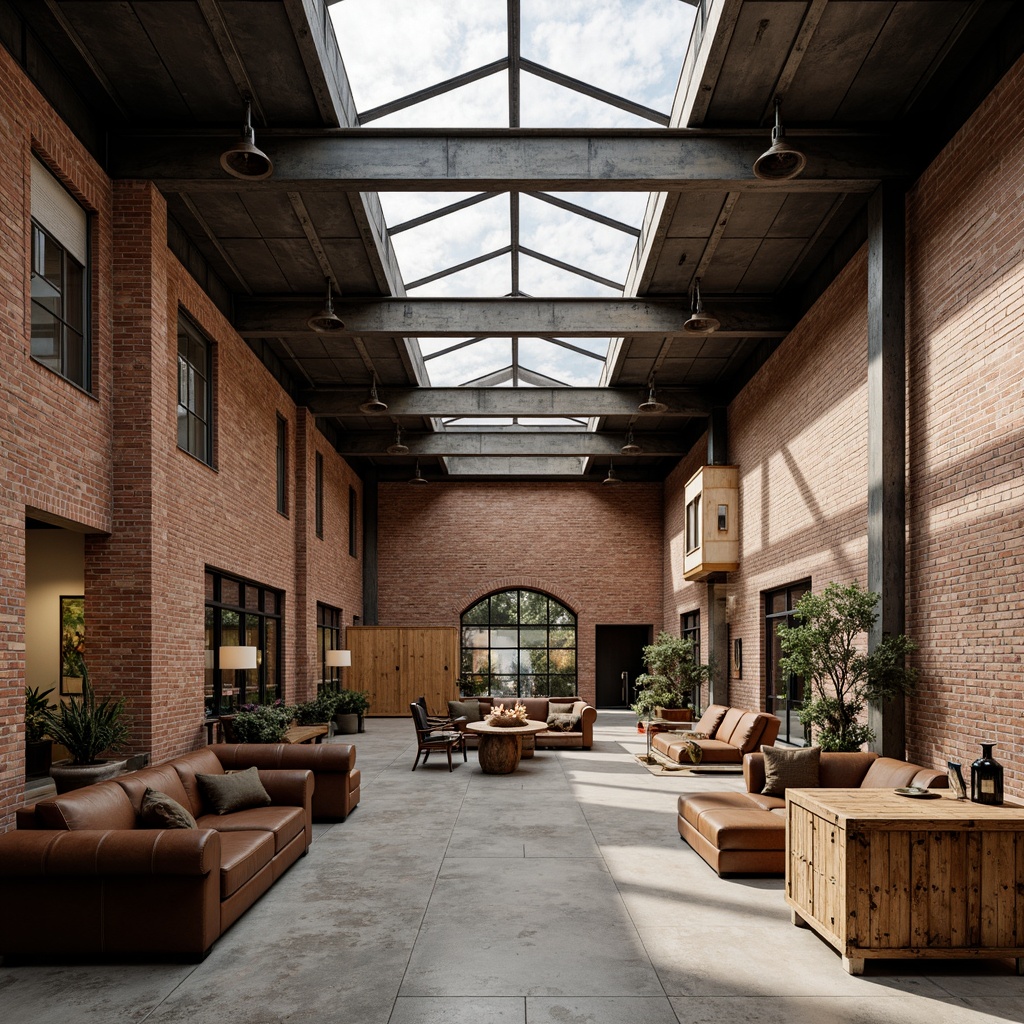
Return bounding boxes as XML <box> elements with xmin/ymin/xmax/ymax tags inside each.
<box><xmin>487</xmin><ymin>701</ymin><xmax>529</xmax><ymax>727</ymax></box>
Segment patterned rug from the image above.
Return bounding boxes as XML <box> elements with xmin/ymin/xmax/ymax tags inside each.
<box><xmin>634</xmin><ymin>751</ymin><xmax>743</xmax><ymax>776</ymax></box>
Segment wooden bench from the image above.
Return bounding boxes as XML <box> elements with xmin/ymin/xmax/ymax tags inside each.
<box><xmin>282</xmin><ymin>724</ymin><xmax>329</xmax><ymax>744</ymax></box>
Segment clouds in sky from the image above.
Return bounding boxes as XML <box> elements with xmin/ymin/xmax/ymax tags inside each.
<box><xmin>329</xmin><ymin>0</ymin><xmax>695</xmax><ymax>389</ymax></box>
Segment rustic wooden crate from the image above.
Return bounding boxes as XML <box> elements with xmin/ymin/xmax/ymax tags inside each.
<box><xmin>786</xmin><ymin>788</ymin><xmax>1024</xmax><ymax>974</ymax></box>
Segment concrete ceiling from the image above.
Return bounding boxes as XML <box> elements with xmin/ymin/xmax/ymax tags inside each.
<box><xmin>5</xmin><ymin>0</ymin><xmax>1022</xmax><ymax>481</ymax></box>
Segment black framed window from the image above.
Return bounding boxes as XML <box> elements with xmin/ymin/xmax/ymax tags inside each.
<box><xmin>177</xmin><ymin>315</ymin><xmax>212</xmax><ymax>464</ymax></box>
<box><xmin>348</xmin><ymin>486</ymin><xmax>357</xmax><ymax>557</ymax></box>
<box><xmin>764</xmin><ymin>579</ymin><xmax>812</xmax><ymax>746</ymax></box>
<box><xmin>204</xmin><ymin>569</ymin><xmax>283</xmax><ymax>714</ymax></box>
<box><xmin>685</xmin><ymin>494</ymin><xmax>701</xmax><ymax>553</ymax></box>
<box><xmin>460</xmin><ymin>589</ymin><xmax>576</xmax><ymax>698</ymax></box>
<box><xmin>316</xmin><ymin>603</ymin><xmax>343</xmax><ymax>691</ymax></box>
<box><xmin>314</xmin><ymin>452</ymin><xmax>324</xmax><ymax>538</ymax></box>
<box><xmin>276</xmin><ymin>414</ymin><xmax>288</xmax><ymax>515</ymax></box>
<box><xmin>30</xmin><ymin>157</ymin><xmax>89</xmax><ymax>391</ymax></box>
<box><xmin>681</xmin><ymin>610</ymin><xmax>700</xmax><ymax>654</ymax></box>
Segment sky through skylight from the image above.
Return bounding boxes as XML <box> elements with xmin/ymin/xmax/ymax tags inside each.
<box><xmin>330</xmin><ymin>0</ymin><xmax>695</xmax><ymax>395</ymax></box>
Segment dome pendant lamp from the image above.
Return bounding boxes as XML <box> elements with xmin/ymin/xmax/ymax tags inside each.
<box><xmin>307</xmin><ymin>278</ymin><xmax>345</xmax><ymax>332</ymax></box>
<box><xmin>752</xmin><ymin>97</ymin><xmax>806</xmax><ymax>181</ymax></box>
<box><xmin>220</xmin><ymin>101</ymin><xmax>274</xmax><ymax>180</ymax></box>
<box><xmin>683</xmin><ymin>278</ymin><xmax>720</xmax><ymax>334</ymax></box>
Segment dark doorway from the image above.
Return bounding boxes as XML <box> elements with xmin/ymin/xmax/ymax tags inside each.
<box><xmin>595</xmin><ymin>625</ymin><xmax>651</xmax><ymax>708</ymax></box>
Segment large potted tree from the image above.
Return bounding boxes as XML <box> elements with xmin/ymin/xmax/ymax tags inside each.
<box><xmin>44</xmin><ymin>665</ymin><xmax>131</xmax><ymax>792</ymax></box>
<box><xmin>777</xmin><ymin>581</ymin><xmax>916</xmax><ymax>751</ymax></box>
<box><xmin>632</xmin><ymin>632</ymin><xmax>711</xmax><ymax>723</ymax></box>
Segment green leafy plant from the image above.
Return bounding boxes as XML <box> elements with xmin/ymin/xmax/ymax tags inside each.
<box><xmin>42</xmin><ymin>667</ymin><xmax>129</xmax><ymax>765</ymax></box>
<box><xmin>293</xmin><ymin>690</ymin><xmax>339</xmax><ymax>725</ymax></box>
<box><xmin>25</xmin><ymin>685</ymin><xmax>54</xmax><ymax>744</ymax></box>
<box><xmin>231</xmin><ymin>703</ymin><xmax>293</xmax><ymax>743</ymax></box>
<box><xmin>333</xmin><ymin>689</ymin><xmax>370</xmax><ymax>715</ymax></box>
<box><xmin>631</xmin><ymin>632</ymin><xmax>711</xmax><ymax>718</ymax></box>
<box><xmin>777</xmin><ymin>581</ymin><xmax>916</xmax><ymax>751</ymax></box>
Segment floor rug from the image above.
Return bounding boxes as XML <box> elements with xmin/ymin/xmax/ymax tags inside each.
<box><xmin>634</xmin><ymin>752</ymin><xmax>743</xmax><ymax>776</ymax></box>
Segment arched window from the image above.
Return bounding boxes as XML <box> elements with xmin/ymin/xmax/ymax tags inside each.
<box><xmin>460</xmin><ymin>589</ymin><xmax>577</xmax><ymax>698</ymax></box>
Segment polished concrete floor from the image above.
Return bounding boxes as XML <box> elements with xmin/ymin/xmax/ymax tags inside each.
<box><xmin>2</xmin><ymin>712</ymin><xmax>1021</xmax><ymax>1024</ymax></box>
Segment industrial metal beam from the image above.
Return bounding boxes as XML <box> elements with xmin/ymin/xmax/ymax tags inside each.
<box><xmin>303</xmin><ymin>386</ymin><xmax>712</xmax><ymax>418</ymax></box>
<box><xmin>236</xmin><ymin>297</ymin><xmax>791</xmax><ymax>338</ymax></box>
<box><xmin>333</xmin><ymin>431</ymin><xmax>692</xmax><ymax>457</ymax></box>
<box><xmin>109</xmin><ymin>128</ymin><xmax>913</xmax><ymax>193</ymax></box>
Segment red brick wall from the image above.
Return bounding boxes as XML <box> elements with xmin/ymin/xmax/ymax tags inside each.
<box><xmin>904</xmin><ymin>53</ymin><xmax>1024</xmax><ymax>782</ymax></box>
<box><xmin>376</xmin><ymin>481</ymin><xmax>664</xmax><ymax>705</ymax></box>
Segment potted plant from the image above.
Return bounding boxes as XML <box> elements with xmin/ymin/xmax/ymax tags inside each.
<box><xmin>25</xmin><ymin>684</ymin><xmax>54</xmax><ymax>777</ymax></box>
<box><xmin>777</xmin><ymin>581</ymin><xmax>916</xmax><ymax>751</ymax></box>
<box><xmin>43</xmin><ymin>665</ymin><xmax>130</xmax><ymax>792</ymax></box>
<box><xmin>231</xmin><ymin>702</ymin><xmax>293</xmax><ymax>743</ymax></box>
<box><xmin>632</xmin><ymin>632</ymin><xmax>711</xmax><ymax>723</ymax></box>
<box><xmin>331</xmin><ymin>689</ymin><xmax>370</xmax><ymax>734</ymax></box>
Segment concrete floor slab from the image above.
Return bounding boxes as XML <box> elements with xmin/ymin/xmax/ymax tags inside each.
<box><xmin>3</xmin><ymin>710</ymin><xmax>1020</xmax><ymax>1024</ymax></box>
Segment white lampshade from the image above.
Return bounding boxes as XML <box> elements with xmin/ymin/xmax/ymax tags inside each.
<box><xmin>325</xmin><ymin>649</ymin><xmax>351</xmax><ymax>667</ymax></box>
<box><xmin>220</xmin><ymin>645</ymin><xmax>257</xmax><ymax>670</ymax></box>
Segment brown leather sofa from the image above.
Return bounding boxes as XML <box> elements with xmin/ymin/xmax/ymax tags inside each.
<box><xmin>677</xmin><ymin>750</ymin><xmax>948</xmax><ymax>876</ymax></box>
<box><xmin>212</xmin><ymin>742</ymin><xmax>360</xmax><ymax>821</ymax></box>
<box><xmin>453</xmin><ymin>696</ymin><xmax>596</xmax><ymax>752</ymax></box>
<box><xmin>651</xmin><ymin>704</ymin><xmax>781</xmax><ymax>765</ymax></box>
<box><xmin>0</xmin><ymin>747</ymin><xmax>320</xmax><ymax>959</ymax></box>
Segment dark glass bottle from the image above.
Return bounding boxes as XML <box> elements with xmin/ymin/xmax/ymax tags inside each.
<box><xmin>970</xmin><ymin>742</ymin><xmax>1004</xmax><ymax>805</ymax></box>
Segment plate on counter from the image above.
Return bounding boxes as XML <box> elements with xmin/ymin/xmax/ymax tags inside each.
<box><xmin>893</xmin><ymin>786</ymin><xmax>936</xmax><ymax>798</ymax></box>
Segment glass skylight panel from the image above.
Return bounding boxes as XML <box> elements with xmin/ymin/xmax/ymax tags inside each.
<box><xmin>519</xmin><ymin>76</ymin><xmax>659</xmax><ymax>129</ymax></box>
<box><xmin>519</xmin><ymin>338</ymin><xmax>605</xmax><ymax>387</ymax></box>
<box><xmin>425</xmin><ymin>338</ymin><xmax>511</xmax><ymax>385</ymax></box>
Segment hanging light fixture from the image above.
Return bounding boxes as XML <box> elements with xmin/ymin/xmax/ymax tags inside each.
<box><xmin>621</xmin><ymin>430</ymin><xmax>642</xmax><ymax>455</ymax></box>
<box><xmin>752</xmin><ymin>97</ymin><xmax>806</xmax><ymax>181</ymax></box>
<box><xmin>359</xmin><ymin>381</ymin><xmax>388</xmax><ymax>414</ymax></box>
<box><xmin>386</xmin><ymin>424</ymin><xmax>409</xmax><ymax>455</ymax></box>
<box><xmin>306</xmin><ymin>277</ymin><xmax>345</xmax><ymax>332</ymax></box>
<box><xmin>409</xmin><ymin>460</ymin><xmax>428</xmax><ymax>484</ymax></box>
<box><xmin>683</xmin><ymin>278</ymin><xmax>720</xmax><ymax>334</ymax></box>
<box><xmin>219</xmin><ymin>101</ymin><xmax>274</xmax><ymax>180</ymax></box>
<box><xmin>638</xmin><ymin>384</ymin><xmax>667</xmax><ymax>414</ymax></box>
<box><xmin>602</xmin><ymin>461</ymin><xmax>622</xmax><ymax>485</ymax></box>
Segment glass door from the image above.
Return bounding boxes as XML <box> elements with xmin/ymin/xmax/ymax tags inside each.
<box><xmin>764</xmin><ymin>580</ymin><xmax>810</xmax><ymax>746</ymax></box>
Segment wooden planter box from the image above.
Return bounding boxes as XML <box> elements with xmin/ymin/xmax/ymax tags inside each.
<box><xmin>655</xmin><ymin>707</ymin><xmax>693</xmax><ymax>723</ymax></box>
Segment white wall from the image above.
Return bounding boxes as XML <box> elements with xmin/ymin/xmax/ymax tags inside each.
<box><xmin>26</xmin><ymin>528</ymin><xmax>84</xmax><ymax>701</ymax></box>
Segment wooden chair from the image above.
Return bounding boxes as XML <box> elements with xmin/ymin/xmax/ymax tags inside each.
<box><xmin>410</xmin><ymin>702</ymin><xmax>466</xmax><ymax>771</ymax></box>
<box><xmin>415</xmin><ymin>695</ymin><xmax>462</xmax><ymax>731</ymax></box>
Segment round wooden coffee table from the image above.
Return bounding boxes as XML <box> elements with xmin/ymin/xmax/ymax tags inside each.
<box><xmin>465</xmin><ymin>720</ymin><xmax>548</xmax><ymax>774</ymax></box>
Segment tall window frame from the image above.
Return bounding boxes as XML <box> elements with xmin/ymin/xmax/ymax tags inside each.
<box><xmin>680</xmin><ymin>610</ymin><xmax>700</xmax><ymax>655</ymax></box>
<box><xmin>314</xmin><ymin>451</ymin><xmax>324</xmax><ymax>538</ymax></box>
<box><xmin>348</xmin><ymin>486</ymin><xmax>357</xmax><ymax>557</ymax></box>
<box><xmin>204</xmin><ymin>569</ymin><xmax>283</xmax><ymax>714</ymax></box>
<box><xmin>460</xmin><ymin>588</ymin><xmax>577</xmax><ymax>698</ymax></box>
<box><xmin>177</xmin><ymin>314</ymin><xmax>212</xmax><ymax>465</ymax></box>
<box><xmin>316</xmin><ymin>603</ymin><xmax>343</xmax><ymax>691</ymax></box>
<box><xmin>764</xmin><ymin>579</ymin><xmax>812</xmax><ymax>746</ymax></box>
<box><xmin>30</xmin><ymin>157</ymin><xmax>89</xmax><ymax>391</ymax></box>
<box><xmin>276</xmin><ymin>414</ymin><xmax>288</xmax><ymax>516</ymax></box>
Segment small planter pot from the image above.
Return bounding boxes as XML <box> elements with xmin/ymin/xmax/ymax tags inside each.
<box><xmin>49</xmin><ymin>758</ymin><xmax>129</xmax><ymax>794</ymax></box>
<box><xmin>333</xmin><ymin>713</ymin><xmax>359</xmax><ymax>735</ymax></box>
<box><xmin>655</xmin><ymin>706</ymin><xmax>693</xmax><ymax>723</ymax></box>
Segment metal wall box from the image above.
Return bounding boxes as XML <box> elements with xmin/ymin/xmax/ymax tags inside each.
<box><xmin>683</xmin><ymin>465</ymin><xmax>739</xmax><ymax>580</ymax></box>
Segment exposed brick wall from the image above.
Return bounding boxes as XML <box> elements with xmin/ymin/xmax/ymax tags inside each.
<box><xmin>376</xmin><ymin>481</ymin><xmax>664</xmax><ymax>705</ymax></box>
<box><xmin>903</xmin><ymin>52</ymin><xmax>1024</xmax><ymax>784</ymax></box>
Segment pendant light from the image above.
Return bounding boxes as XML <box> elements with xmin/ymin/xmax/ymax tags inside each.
<box><xmin>409</xmin><ymin>460</ymin><xmax>428</xmax><ymax>484</ymax></box>
<box><xmin>621</xmin><ymin>430</ymin><xmax>642</xmax><ymax>455</ymax></box>
<box><xmin>359</xmin><ymin>381</ymin><xmax>388</xmax><ymax>414</ymax></box>
<box><xmin>602</xmin><ymin>461</ymin><xmax>622</xmax><ymax>485</ymax></box>
<box><xmin>386</xmin><ymin>425</ymin><xmax>409</xmax><ymax>455</ymax></box>
<box><xmin>307</xmin><ymin>278</ymin><xmax>345</xmax><ymax>332</ymax></box>
<box><xmin>219</xmin><ymin>101</ymin><xmax>273</xmax><ymax>180</ymax></box>
<box><xmin>638</xmin><ymin>384</ymin><xmax>667</xmax><ymax>414</ymax></box>
<box><xmin>683</xmin><ymin>278</ymin><xmax>720</xmax><ymax>334</ymax></box>
<box><xmin>752</xmin><ymin>97</ymin><xmax>806</xmax><ymax>181</ymax></box>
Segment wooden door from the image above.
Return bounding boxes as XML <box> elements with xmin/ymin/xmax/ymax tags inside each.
<box><xmin>348</xmin><ymin>626</ymin><xmax>459</xmax><ymax>716</ymax></box>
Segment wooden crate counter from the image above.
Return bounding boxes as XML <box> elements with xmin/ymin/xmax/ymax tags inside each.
<box><xmin>785</xmin><ymin>787</ymin><xmax>1024</xmax><ymax>975</ymax></box>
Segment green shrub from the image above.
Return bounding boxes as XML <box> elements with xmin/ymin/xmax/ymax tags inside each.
<box><xmin>25</xmin><ymin>685</ymin><xmax>54</xmax><ymax>744</ymax></box>
<box><xmin>293</xmin><ymin>690</ymin><xmax>338</xmax><ymax>725</ymax></box>
<box><xmin>231</xmin><ymin>703</ymin><xmax>292</xmax><ymax>743</ymax></box>
<box><xmin>333</xmin><ymin>689</ymin><xmax>370</xmax><ymax>715</ymax></box>
<box><xmin>42</xmin><ymin>668</ymin><xmax>129</xmax><ymax>764</ymax></box>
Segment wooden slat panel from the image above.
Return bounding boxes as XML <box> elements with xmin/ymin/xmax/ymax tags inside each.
<box><xmin>928</xmin><ymin>831</ymin><xmax>951</xmax><ymax>948</ymax></box>
<box><xmin>851</xmin><ymin>828</ymin><xmax>872</xmax><ymax>951</ymax></box>
<box><xmin>910</xmin><ymin>830</ymin><xmax>929</xmax><ymax>947</ymax></box>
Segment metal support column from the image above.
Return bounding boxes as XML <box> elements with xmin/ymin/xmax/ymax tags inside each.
<box><xmin>706</xmin><ymin>405</ymin><xmax>729</xmax><ymax>705</ymax></box>
<box><xmin>866</xmin><ymin>182</ymin><xmax>907</xmax><ymax>757</ymax></box>
<box><xmin>361</xmin><ymin>471</ymin><xmax>379</xmax><ymax>626</ymax></box>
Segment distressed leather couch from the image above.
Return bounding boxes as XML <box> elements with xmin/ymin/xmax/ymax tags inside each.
<box><xmin>0</xmin><ymin>746</ymin><xmax>322</xmax><ymax>959</ymax></box>
<box><xmin>677</xmin><ymin>750</ymin><xmax>948</xmax><ymax>876</ymax></box>
<box><xmin>211</xmin><ymin>742</ymin><xmax>360</xmax><ymax>821</ymax></box>
<box><xmin>452</xmin><ymin>696</ymin><xmax>596</xmax><ymax>752</ymax></box>
<box><xmin>651</xmin><ymin>704</ymin><xmax>781</xmax><ymax>765</ymax></box>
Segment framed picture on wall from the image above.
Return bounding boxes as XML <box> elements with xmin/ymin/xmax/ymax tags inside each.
<box><xmin>732</xmin><ymin>637</ymin><xmax>742</xmax><ymax>679</ymax></box>
<box><xmin>60</xmin><ymin>595</ymin><xmax>85</xmax><ymax>695</ymax></box>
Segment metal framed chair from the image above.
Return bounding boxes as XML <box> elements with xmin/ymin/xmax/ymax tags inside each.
<box><xmin>410</xmin><ymin>701</ymin><xmax>466</xmax><ymax>771</ymax></box>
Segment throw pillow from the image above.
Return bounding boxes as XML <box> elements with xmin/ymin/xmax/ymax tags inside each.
<box><xmin>139</xmin><ymin>787</ymin><xmax>197</xmax><ymax>830</ymax></box>
<box><xmin>545</xmin><ymin>713</ymin><xmax>575</xmax><ymax>732</ymax></box>
<box><xmin>196</xmin><ymin>766</ymin><xmax>272</xmax><ymax>815</ymax></box>
<box><xmin>761</xmin><ymin>745</ymin><xmax>821</xmax><ymax>797</ymax></box>
<box><xmin>448</xmin><ymin>699</ymin><xmax>483</xmax><ymax>723</ymax></box>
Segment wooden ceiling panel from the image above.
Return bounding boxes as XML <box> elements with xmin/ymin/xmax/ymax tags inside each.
<box><xmin>295</xmin><ymin>358</ymin><xmax>366</xmax><ymax>385</ymax></box>
<box><xmin>323</xmin><ymin>241</ymin><xmax>393</xmax><ymax>295</ymax></box>
<box><xmin>133</xmin><ymin>2</ymin><xmax>241</xmax><ymax>122</ymax></box>
<box><xmin>239</xmin><ymin>193</ymin><xmax>308</xmax><ymax>238</ymax></box>
<box><xmin>297</xmin><ymin>194</ymin><xmax>364</xmax><ymax>238</ymax></box>
<box><xmin>783</xmin><ymin>1</ymin><xmax>892</xmax><ymax>122</ymax></box>
<box><xmin>221</xmin><ymin>238</ymin><xmax>292</xmax><ymax>292</ymax></box>
<box><xmin>700</xmin><ymin>238</ymin><xmax>761</xmax><ymax>292</ymax></box>
<box><xmin>723</xmin><ymin>192</ymin><xmax>787</xmax><ymax>237</ymax></box>
<box><xmin>765</xmin><ymin>193</ymin><xmax>841</xmax><ymax>237</ymax></box>
<box><xmin>666</xmin><ymin>195</ymin><xmax>728</xmax><ymax>237</ymax></box>
<box><xmin>220</xmin><ymin>1</ymin><xmax>322</xmax><ymax>123</ymax></box>
<box><xmin>738</xmin><ymin>238</ymin><xmax>808</xmax><ymax>291</ymax></box>
<box><xmin>62</xmin><ymin>2</ymin><xmax>193</xmax><ymax>119</ymax></box>
<box><xmin>188</xmin><ymin>193</ymin><xmax>261</xmax><ymax>238</ymax></box>
<box><xmin>264</xmin><ymin>238</ymin><xmax>324</xmax><ymax>291</ymax></box>
<box><xmin>838</xmin><ymin>2</ymin><xmax>971</xmax><ymax>121</ymax></box>
<box><xmin>708</xmin><ymin>1</ymin><xmax>807</xmax><ymax>123</ymax></box>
